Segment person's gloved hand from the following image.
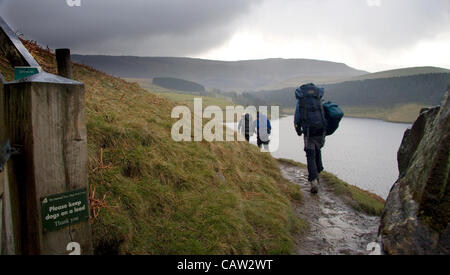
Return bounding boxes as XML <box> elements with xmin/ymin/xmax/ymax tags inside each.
<box><xmin>295</xmin><ymin>124</ymin><xmax>303</xmax><ymax>136</ymax></box>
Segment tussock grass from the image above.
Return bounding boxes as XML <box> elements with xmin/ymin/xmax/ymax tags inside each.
<box><xmin>7</xmin><ymin>40</ymin><xmax>306</xmax><ymax>254</ymax></box>
<box><xmin>320</xmin><ymin>173</ymin><xmax>385</xmax><ymax>216</ymax></box>
<box><xmin>277</xmin><ymin>159</ymin><xmax>385</xmax><ymax>216</ymax></box>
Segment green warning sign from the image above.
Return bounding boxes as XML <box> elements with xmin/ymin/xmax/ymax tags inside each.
<box><xmin>41</xmin><ymin>188</ymin><xmax>89</xmax><ymax>232</ymax></box>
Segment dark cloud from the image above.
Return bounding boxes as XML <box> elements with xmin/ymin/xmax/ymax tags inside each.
<box><xmin>0</xmin><ymin>0</ymin><xmax>260</xmax><ymax>56</ymax></box>
<box><xmin>0</xmin><ymin>0</ymin><xmax>448</xmax><ymax>71</ymax></box>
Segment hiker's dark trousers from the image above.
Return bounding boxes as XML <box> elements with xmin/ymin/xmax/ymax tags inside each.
<box><xmin>304</xmin><ymin>135</ymin><xmax>325</xmax><ymax>182</ymax></box>
<box><xmin>257</xmin><ymin>136</ymin><xmax>270</xmax><ymax>149</ymax></box>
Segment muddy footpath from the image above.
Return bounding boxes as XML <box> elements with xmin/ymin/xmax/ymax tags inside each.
<box><xmin>279</xmin><ymin>162</ymin><xmax>382</xmax><ymax>255</ymax></box>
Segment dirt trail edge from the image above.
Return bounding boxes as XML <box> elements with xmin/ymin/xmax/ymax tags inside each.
<box><xmin>279</xmin><ymin>162</ymin><xmax>381</xmax><ymax>255</ymax></box>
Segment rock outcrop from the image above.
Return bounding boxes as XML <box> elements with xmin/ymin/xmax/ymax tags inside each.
<box><xmin>380</xmin><ymin>89</ymin><xmax>450</xmax><ymax>254</ymax></box>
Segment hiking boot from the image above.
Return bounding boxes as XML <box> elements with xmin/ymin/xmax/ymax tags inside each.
<box><xmin>310</xmin><ymin>179</ymin><xmax>319</xmax><ymax>194</ymax></box>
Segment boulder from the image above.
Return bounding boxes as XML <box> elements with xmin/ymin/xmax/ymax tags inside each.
<box><xmin>380</xmin><ymin>89</ymin><xmax>450</xmax><ymax>255</ymax></box>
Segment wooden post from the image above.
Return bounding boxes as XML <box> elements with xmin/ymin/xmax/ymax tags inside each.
<box><xmin>0</xmin><ymin>72</ymin><xmax>22</xmax><ymax>255</ymax></box>
<box><xmin>1</xmin><ymin>16</ymin><xmax>92</xmax><ymax>255</ymax></box>
<box><xmin>55</xmin><ymin>49</ymin><xmax>73</xmax><ymax>79</ymax></box>
<box><xmin>2</xmin><ymin>72</ymin><xmax>93</xmax><ymax>255</ymax></box>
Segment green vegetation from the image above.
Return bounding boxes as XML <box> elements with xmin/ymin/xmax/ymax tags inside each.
<box><xmin>125</xmin><ymin>78</ymin><xmax>173</xmax><ymax>93</ymax></box>
<box><xmin>342</xmin><ymin>104</ymin><xmax>428</xmax><ymax>123</ymax></box>
<box><xmin>127</xmin><ymin>78</ymin><xmax>239</xmax><ymax>122</ymax></box>
<box><xmin>268</xmin><ymin>66</ymin><xmax>450</xmax><ymax>90</ymax></box>
<box><xmin>231</xmin><ymin>70</ymin><xmax>448</xmax><ymax>123</ymax></box>
<box><xmin>2</xmin><ymin>40</ymin><xmax>306</xmax><ymax>255</ymax></box>
<box><xmin>282</xmin><ymin>103</ymin><xmax>426</xmax><ymax>123</ymax></box>
<box><xmin>320</xmin><ymin>173</ymin><xmax>385</xmax><ymax>216</ymax></box>
<box><xmin>263</xmin><ymin>75</ymin><xmax>357</xmax><ymax>90</ymax></box>
<box><xmin>126</xmin><ymin>78</ymin><xmax>235</xmax><ymax>109</ymax></box>
<box><xmin>323</xmin><ymin>73</ymin><xmax>449</xmax><ymax>107</ymax></box>
<box><xmin>155</xmin><ymin>92</ymin><xmax>234</xmax><ymax>110</ymax></box>
<box><xmin>277</xmin><ymin>159</ymin><xmax>385</xmax><ymax>216</ymax></box>
<box><xmin>153</xmin><ymin>77</ymin><xmax>205</xmax><ymax>93</ymax></box>
<box><xmin>72</xmin><ymin>55</ymin><xmax>366</xmax><ymax>91</ymax></box>
<box><xmin>344</xmin><ymin>66</ymin><xmax>450</xmax><ymax>82</ymax></box>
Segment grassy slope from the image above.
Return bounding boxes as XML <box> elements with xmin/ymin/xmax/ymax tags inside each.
<box><xmin>126</xmin><ymin>78</ymin><xmax>235</xmax><ymax>110</ymax></box>
<box><xmin>1</xmin><ymin>41</ymin><xmax>306</xmax><ymax>255</ymax></box>
<box><xmin>278</xmin><ymin>159</ymin><xmax>385</xmax><ymax>216</ymax></box>
<box><xmin>344</xmin><ymin>66</ymin><xmax>450</xmax><ymax>82</ymax></box>
<box><xmin>341</xmin><ymin>104</ymin><xmax>426</xmax><ymax>123</ymax></box>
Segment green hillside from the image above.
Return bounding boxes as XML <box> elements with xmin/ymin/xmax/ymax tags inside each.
<box><xmin>267</xmin><ymin>66</ymin><xmax>450</xmax><ymax>90</ymax></box>
<box><xmin>153</xmin><ymin>77</ymin><xmax>205</xmax><ymax>93</ymax></box>
<box><xmin>1</xmin><ymin>40</ymin><xmax>305</xmax><ymax>254</ymax></box>
<box><xmin>72</xmin><ymin>55</ymin><xmax>367</xmax><ymax>91</ymax></box>
<box><xmin>125</xmin><ymin>78</ymin><xmax>236</xmax><ymax>116</ymax></box>
<box><xmin>343</xmin><ymin>66</ymin><xmax>450</xmax><ymax>82</ymax></box>
<box><xmin>233</xmin><ymin>70</ymin><xmax>449</xmax><ymax>123</ymax></box>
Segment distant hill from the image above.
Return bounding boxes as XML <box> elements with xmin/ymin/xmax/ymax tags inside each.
<box><xmin>152</xmin><ymin>77</ymin><xmax>205</xmax><ymax>93</ymax></box>
<box><xmin>268</xmin><ymin>66</ymin><xmax>450</xmax><ymax>89</ymax></box>
<box><xmin>323</xmin><ymin>72</ymin><xmax>450</xmax><ymax>107</ymax></box>
<box><xmin>229</xmin><ymin>68</ymin><xmax>450</xmax><ymax>122</ymax></box>
<box><xmin>71</xmin><ymin>55</ymin><xmax>367</xmax><ymax>91</ymax></box>
<box><xmin>341</xmin><ymin>66</ymin><xmax>450</xmax><ymax>82</ymax></box>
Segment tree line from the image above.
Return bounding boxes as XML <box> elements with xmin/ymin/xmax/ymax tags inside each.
<box><xmin>228</xmin><ymin>73</ymin><xmax>450</xmax><ymax>109</ymax></box>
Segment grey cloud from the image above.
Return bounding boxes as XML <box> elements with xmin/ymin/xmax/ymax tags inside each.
<box><xmin>0</xmin><ymin>0</ymin><xmax>447</xmax><ymax>66</ymax></box>
<box><xmin>0</xmin><ymin>0</ymin><xmax>260</xmax><ymax>56</ymax></box>
<box><xmin>249</xmin><ymin>0</ymin><xmax>449</xmax><ymax>51</ymax></box>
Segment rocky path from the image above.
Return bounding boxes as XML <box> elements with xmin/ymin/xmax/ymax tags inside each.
<box><xmin>279</xmin><ymin>162</ymin><xmax>381</xmax><ymax>255</ymax></box>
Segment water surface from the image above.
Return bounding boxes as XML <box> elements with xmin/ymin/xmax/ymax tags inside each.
<box><xmin>230</xmin><ymin>116</ymin><xmax>411</xmax><ymax>198</ymax></box>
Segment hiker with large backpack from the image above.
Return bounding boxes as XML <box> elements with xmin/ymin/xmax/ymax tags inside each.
<box><xmin>238</xmin><ymin>113</ymin><xmax>254</xmax><ymax>142</ymax></box>
<box><xmin>294</xmin><ymin>83</ymin><xmax>343</xmax><ymax>194</ymax></box>
<box><xmin>252</xmin><ymin>111</ymin><xmax>272</xmax><ymax>150</ymax></box>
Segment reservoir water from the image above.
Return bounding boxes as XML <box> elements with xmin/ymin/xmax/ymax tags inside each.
<box><xmin>230</xmin><ymin>116</ymin><xmax>411</xmax><ymax>198</ymax></box>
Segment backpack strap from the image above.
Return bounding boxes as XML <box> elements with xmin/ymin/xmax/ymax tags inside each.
<box><xmin>318</xmin><ymin>99</ymin><xmax>326</xmax><ymax>127</ymax></box>
<box><xmin>300</xmin><ymin>97</ymin><xmax>309</xmax><ymax>138</ymax></box>
<box><xmin>319</xmin><ymin>100</ymin><xmax>327</xmax><ymax>141</ymax></box>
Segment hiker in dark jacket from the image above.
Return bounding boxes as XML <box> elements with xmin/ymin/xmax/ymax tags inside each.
<box><xmin>238</xmin><ymin>113</ymin><xmax>253</xmax><ymax>142</ymax></box>
<box><xmin>252</xmin><ymin>111</ymin><xmax>272</xmax><ymax>150</ymax></box>
<box><xmin>294</xmin><ymin>83</ymin><xmax>326</xmax><ymax>194</ymax></box>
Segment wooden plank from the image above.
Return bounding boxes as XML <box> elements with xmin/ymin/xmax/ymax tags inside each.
<box><xmin>32</xmin><ymin>83</ymin><xmax>91</xmax><ymax>255</ymax></box>
<box><xmin>0</xmin><ymin>169</ymin><xmax>3</xmax><ymax>254</ymax></box>
<box><xmin>0</xmin><ymin>78</ymin><xmax>22</xmax><ymax>255</ymax></box>
<box><xmin>0</xmin><ymin>75</ymin><xmax>5</xmax><ymax>254</ymax></box>
<box><xmin>0</xmin><ymin>163</ymin><xmax>21</xmax><ymax>255</ymax></box>
<box><xmin>2</xmin><ymin>81</ymin><xmax>28</xmax><ymax>255</ymax></box>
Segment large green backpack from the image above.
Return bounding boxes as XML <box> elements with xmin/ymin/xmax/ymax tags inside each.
<box><xmin>323</xmin><ymin>102</ymin><xmax>344</xmax><ymax>136</ymax></box>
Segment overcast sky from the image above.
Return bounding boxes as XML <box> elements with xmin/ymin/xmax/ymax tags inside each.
<box><xmin>0</xmin><ymin>0</ymin><xmax>449</xmax><ymax>72</ymax></box>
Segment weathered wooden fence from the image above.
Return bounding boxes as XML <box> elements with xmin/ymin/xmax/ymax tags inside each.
<box><xmin>0</xmin><ymin>16</ymin><xmax>92</xmax><ymax>255</ymax></box>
